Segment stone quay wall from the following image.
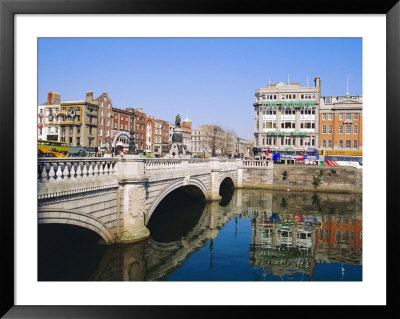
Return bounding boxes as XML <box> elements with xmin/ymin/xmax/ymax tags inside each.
<box><xmin>242</xmin><ymin>165</ymin><xmax>362</xmax><ymax>193</ymax></box>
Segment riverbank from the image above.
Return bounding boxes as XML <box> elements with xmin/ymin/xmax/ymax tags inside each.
<box><xmin>241</xmin><ymin>165</ymin><xmax>362</xmax><ymax>194</ymax></box>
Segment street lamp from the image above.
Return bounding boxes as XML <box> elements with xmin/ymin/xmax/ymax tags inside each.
<box><xmin>212</xmin><ymin>127</ymin><xmax>217</xmax><ymax>157</ymax></box>
<box><xmin>237</xmin><ymin>137</ymin><xmax>240</xmax><ymax>158</ymax></box>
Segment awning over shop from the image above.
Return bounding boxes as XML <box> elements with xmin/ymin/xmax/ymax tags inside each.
<box><xmin>325</xmin><ymin>160</ymin><xmax>339</xmax><ymax>166</ymax></box>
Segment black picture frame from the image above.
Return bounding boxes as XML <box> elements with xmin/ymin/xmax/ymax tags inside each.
<box><xmin>1</xmin><ymin>0</ymin><xmax>398</xmax><ymax>317</ymax></box>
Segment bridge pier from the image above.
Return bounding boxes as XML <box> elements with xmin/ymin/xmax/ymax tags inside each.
<box><xmin>117</xmin><ymin>156</ymin><xmax>150</xmax><ymax>243</ymax></box>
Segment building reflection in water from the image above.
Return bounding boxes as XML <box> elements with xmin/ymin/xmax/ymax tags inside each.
<box><xmin>88</xmin><ymin>189</ymin><xmax>362</xmax><ymax>281</ymax></box>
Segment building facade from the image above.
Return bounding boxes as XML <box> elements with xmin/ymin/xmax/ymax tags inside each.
<box><xmin>134</xmin><ymin>108</ymin><xmax>147</xmax><ymax>152</ymax></box>
<box><xmin>319</xmin><ymin>95</ymin><xmax>362</xmax><ymax>153</ymax></box>
<box><xmin>39</xmin><ymin>91</ymin><xmax>98</xmax><ymax>148</ymax></box>
<box><xmin>181</xmin><ymin>116</ymin><xmax>192</xmax><ymax>153</ymax></box>
<box><xmin>253</xmin><ymin>77</ymin><xmax>321</xmax><ymax>153</ymax></box>
<box><xmin>95</xmin><ymin>92</ymin><xmax>113</xmax><ymax>148</ymax></box>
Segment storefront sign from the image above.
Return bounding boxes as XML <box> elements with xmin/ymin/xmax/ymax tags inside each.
<box><xmin>291</xmin><ymin>132</ymin><xmax>308</xmax><ymax>136</ymax></box>
<box><xmin>262</xmin><ymin>101</ymin><xmax>316</xmax><ymax>107</ymax></box>
<box><xmin>44</xmin><ymin>105</ymin><xmax>82</xmax><ymax>125</ymax></box>
<box><xmin>281</xmin><ymin>101</ymin><xmax>316</xmax><ymax>107</ymax></box>
<box><xmin>324</xmin><ymin>150</ymin><xmax>362</xmax><ymax>156</ymax></box>
<box><xmin>267</xmin><ymin>131</ymin><xmax>286</xmax><ymax>136</ymax></box>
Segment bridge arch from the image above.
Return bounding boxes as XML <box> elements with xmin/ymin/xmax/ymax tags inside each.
<box><xmin>219</xmin><ymin>173</ymin><xmax>235</xmax><ymax>188</ymax></box>
<box><xmin>38</xmin><ymin>208</ymin><xmax>115</xmax><ymax>244</ymax></box>
<box><xmin>145</xmin><ymin>177</ymin><xmax>208</xmax><ymax>225</ymax></box>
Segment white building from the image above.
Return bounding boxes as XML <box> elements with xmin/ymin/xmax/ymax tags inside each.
<box><xmin>253</xmin><ymin>77</ymin><xmax>321</xmax><ymax>153</ymax></box>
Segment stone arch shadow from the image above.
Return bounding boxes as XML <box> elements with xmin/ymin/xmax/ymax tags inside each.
<box><xmin>219</xmin><ymin>173</ymin><xmax>236</xmax><ymax>188</ymax></box>
<box><xmin>145</xmin><ymin>178</ymin><xmax>208</xmax><ymax>225</ymax></box>
<box><xmin>38</xmin><ymin>208</ymin><xmax>115</xmax><ymax>244</ymax></box>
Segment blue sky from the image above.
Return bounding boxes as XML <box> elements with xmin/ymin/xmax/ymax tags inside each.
<box><xmin>38</xmin><ymin>38</ymin><xmax>362</xmax><ymax>139</ymax></box>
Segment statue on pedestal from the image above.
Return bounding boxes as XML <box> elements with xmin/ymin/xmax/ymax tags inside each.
<box><xmin>175</xmin><ymin>114</ymin><xmax>181</xmax><ymax>128</ymax></box>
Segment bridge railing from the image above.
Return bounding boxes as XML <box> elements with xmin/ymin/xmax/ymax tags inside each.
<box><xmin>143</xmin><ymin>158</ymin><xmax>184</xmax><ymax>172</ymax></box>
<box><xmin>38</xmin><ymin>157</ymin><xmax>118</xmax><ymax>183</ymax></box>
<box><xmin>242</xmin><ymin>160</ymin><xmax>273</xmax><ymax>168</ymax></box>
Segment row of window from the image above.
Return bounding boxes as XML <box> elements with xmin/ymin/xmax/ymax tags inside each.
<box><xmin>322</xmin><ymin>124</ymin><xmax>358</xmax><ymax>134</ymax></box>
<box><xmin>319</xmin><ymin>229</ymin><xmax>359</xmax><ymax>240</ymax></box>
<box><xmin>323</xmin><ymin>215</ymin><xmax>356</xmax><ymax>224</ymax></box>
<box><xmin>322</xmin><ymin>112</ymin><xmax>359</xmax><ymax>120</ymax></box>
<box><xmin>322</xmin><ymin>139</ymin><xmax>358</xmax><ymax>148</ymax></box>
<box><xmin>260</xmin><ymin>108</ymin><xmax>316</xmax><ymax>115</ymax></box>
<box><xmin>261</xmin><ymin>93</ymin><xmax>317</xmax><ymax>100</ymax></box>
<box><xmin>262</xmin><ymin>120</ymin><xmax>316</xmax><ymax>129</ymax></box>
<box><xmin>99</xmin><ymin>101</ymin><xmax>111</xmax><ymax>109</ymax></box>
<box><xmin>261</xmin><ymin>136</ymin><xmax>316</xmax><ymax>147</ymax></box>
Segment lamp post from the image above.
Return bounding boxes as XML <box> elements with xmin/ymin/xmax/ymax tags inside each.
<box><xmin>212</xmin><ymin>127</ymin><xmax>217</xmax><ymax>157</ymax></box>
<box><xmin>237</xmin><ymin>137</ymin><xmax>240</xmax><ymax>158</ymax></box>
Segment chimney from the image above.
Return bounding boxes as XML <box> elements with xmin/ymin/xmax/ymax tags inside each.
<box><xmin>136</xmin><ymin>107</ymin><xmax>143</xmax><ymax>112</ymax></box>
<box><xmin>314</xmin><ymin>76</ymin><xmax>321</xmax><ymax>88</ymax></box>
<box><xmin>85</xmin><ymin>90</ymin><xmax>93</xmax><ymax>102</ymax></box>
<box><xmin>126</xmin><ymin>107</ymin><xmax>134</xmax><ymax>113</ymax></box>
<box><xmin>47</xmin><ymin>91</ymin><xmax>60</xmax><ymax>104</ymax></box>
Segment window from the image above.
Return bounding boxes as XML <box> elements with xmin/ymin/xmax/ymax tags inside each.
<box><xmin>99</xmin><ymin>129</ymin><xmax>103</xmax><ymax>136</ymax></box>
<box><xmin>99</xmin><ymin>118</ymin><xmax>103</xmax><ymax>125</ymax></box>
<box><xmin>346</xmin><ymin>140</ymin><xmax>351</xmax><ymax>148</ymax></box>
<box><xmin>328</xmin><ymin>140</ymin><xmax>332</xmax><ymax>148</ymax></box>
<box><xmin>69</xmin><ymin>137</ymin><xmax>73</xmax><ymax>144</ymax></box>
<box><xmin>69</xmin><ymin>127</ymin><xmax>73</xmax><ymax>134</ymax></box>
<box><xmin>335</xmin><ymin>230</ymin><xmax>340</xmax><ymax>240</ymax></box>
<box><xmin>328</xmin><ymin>125</ymin><xmax>332</xmax><ymax>134</ymax></box>
<box><xmin>322</xmin><ymin>140</ymin><xmax>326</xmax><ymax>147</ymax></box>
<box><xmin>281</xmin><ymin>120</ymin><xmax>295</xmax><ymax>129</ymax></box>
<box><xmin>106</xmin><ymin>119</ymin><xmax>110</xmax><ymax>126</ymax></box>
<box><xmin>322</xmin><ymin>114</ymin><xmax>327</xmax><ymax>120</ymax></box>
<box><xmin>346</xmin><ymin>113</ymin><xmax>351</xmax><ymax>120</ymax></box>
<box><xmin>325</xmin><ymin>97</ymin><xmax>331</xmax><ymax>104</ymax></box>
<box><xmin>354</xmin><ymin>113</ymin><xmax>359</xmax><ymax>120</ymax></box>
<box><xmin>354</xmin><ymin>125</ymin><xmax>358</xmax><ymax>134</ymax></box>
<box><xmin>346</xmin><ymin>125</ymin><xmax>351</xmax><ymax>134</ymax></box>
<box><xmin>77</xmin><ymin>127</ymin><xmax>80</xmax><ymax>134</ymax></box>
<box><xmin>354</xmin><ymin>140</ymin><xmax>358</xmax><ymax>148</ymax></box>
<box><xmin>76</xmin><ymin>137</ymin><xmax>80</xmax><ymax>146</ymax></box>
<box><xmin>339</xmin><ymin>125</ymin><xmax>343</xmax><ymax>134</ymax></box>
<box><xmin>120</xmin><ymin>124</ymin><xmax>123</xmax><ymax>129</ymax></box>
<box><xmin>339</xmin><ymin>140</ymin><xmax>343</xmax><ymax>148</ymax></box>
<box><xmin>263</xmin><ymin>120</ymin><xmax>276</xmax><ymax>129</ymax></box>
<box><xmin>343</xmin><ymin>231</ymin><xmax>348</xmax><ymax>240</ymax></box>
<box><xmin>322</xmin><ymin>125</ymin><xmax>326</xmax><ymax>134</ymax></box>
<box><xmin>328</xmin><ymin>113</ymin><xmax>332</xmax><ymax>120</ymax></box>
<box><xmin>339</xmin><ymin>113</ymin><xmax>343</xmax><ymax>120</ymax></box>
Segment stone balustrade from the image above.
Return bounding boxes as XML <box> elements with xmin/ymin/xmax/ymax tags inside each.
<box><xmin>38</xmin><ymin>157</ymin><xmax>118</xmax><ymax>183</ymax></box>
<box><xmin>143</xmin><ymin>158</ymin><xmax>184</xmax><ymax>172</ymax></box>
<box><xmin>243</xmin><ymin>160</ymin><xmax>273</xmax><ymax>168</ymax></box>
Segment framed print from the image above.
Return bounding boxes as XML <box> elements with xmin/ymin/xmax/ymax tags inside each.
<box><xmin>1</xmin><ymin>0</ymin><xmax>399</xmax><ymax>317</ymax></box>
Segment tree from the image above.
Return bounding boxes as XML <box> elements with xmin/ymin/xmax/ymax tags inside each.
<box><xmin>199</xmin><ymin>125</ymin><xmax>237</xmax><ymax>157</ymax></box>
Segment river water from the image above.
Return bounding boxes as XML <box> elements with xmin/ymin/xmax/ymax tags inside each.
<box><xmin>38</xmin><ymin>188</ymin><xmax>362</xmax><ymax>281</ymax></box>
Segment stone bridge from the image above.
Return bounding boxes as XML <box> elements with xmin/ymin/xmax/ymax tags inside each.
<box><xmin>38</xmin><ymin>157</ymin><xmax>269</xmax><ymax>244</ymax></box>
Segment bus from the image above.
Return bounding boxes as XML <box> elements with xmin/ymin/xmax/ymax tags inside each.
<box><xmin>38</xmin><ymin>140</ymin><xmax>69</xmax><ymax>157</ymax></box>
